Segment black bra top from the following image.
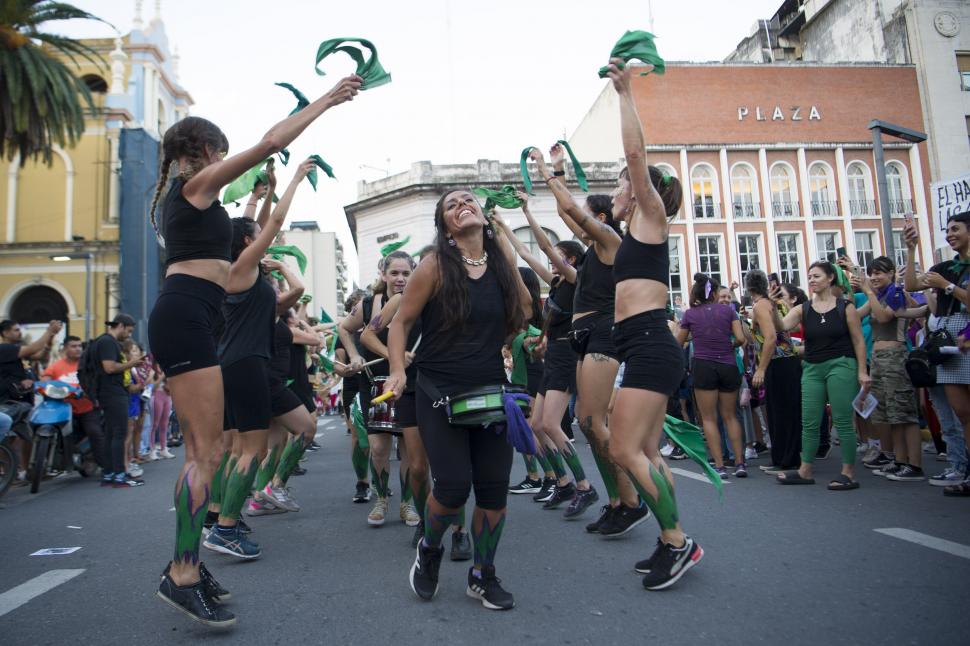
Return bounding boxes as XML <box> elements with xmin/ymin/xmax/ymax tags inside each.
<box><xmin>613</xmin><ymin>232</ymin><xmax>669</xmax><ymax>286</ymax></box>
<box><xmin>159</xmin><ymin>177</ymin><xmax>232</xmax><ymax>267</ymax></box>
<box><xmin>572</xmin><ymin>247</ymin><xmax>615</xmax><ymax>315</ymax></box>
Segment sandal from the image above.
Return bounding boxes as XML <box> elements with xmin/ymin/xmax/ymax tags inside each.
<box><xmin>943</xmin><ymin>482</ymin><xmax>970</xmax><ymax>497</ymax></box>
<box><xmin>776</xmin><ymin>470</ymin><xmax>815</xmax><ymax>485</ymax></box>
<box><xmin>827</xmin><ymin>474</ymin><xmax>859</xmax><ymax>491</ymax></box>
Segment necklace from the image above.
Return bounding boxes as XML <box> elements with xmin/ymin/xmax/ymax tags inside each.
<box><xmin>461</xmin><ymin>251</ymin><xmax>488</xmax><ymax>267</ymax></box>
<box><xmin>820</xmin><ymin>311</ymin><xmax>826</xmax><ymax>324</ymax></box>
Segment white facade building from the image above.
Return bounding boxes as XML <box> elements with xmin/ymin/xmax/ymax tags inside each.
<box><xmin>284</xmin><ymin>223</ymin><xmax>348</xmax><ymax>318</ymax></box>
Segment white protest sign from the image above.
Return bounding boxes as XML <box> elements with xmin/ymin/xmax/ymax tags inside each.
<box><xmin>931</xmin><ymin>172</ymin><xmax>970</xmax><ymax>232</ymax></box>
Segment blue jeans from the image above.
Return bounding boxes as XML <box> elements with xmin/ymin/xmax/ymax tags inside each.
<box><xmin>929</xmin><ymin>385</ymin><xmax>968</xmax><ymax>474</ymax></box>
<box><xmin>0</xmin><ymin>411</ymin><xmax>11</xmax><ymax>442</ymax></box>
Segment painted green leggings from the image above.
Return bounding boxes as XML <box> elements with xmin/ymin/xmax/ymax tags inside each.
<box><xmin>800</xmin><ymin>356</ymin><xmax>858</xmax><ymax>466</ymax></box>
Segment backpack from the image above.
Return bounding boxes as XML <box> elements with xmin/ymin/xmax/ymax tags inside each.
<box><xmin>77</xmin><ymin>335</ymin><xmax>106</xmax><ymax>407</ymax></box>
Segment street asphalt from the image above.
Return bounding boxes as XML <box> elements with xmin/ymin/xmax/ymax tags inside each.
<box><xmin>1</xmin><ymin>414</ymin><xmax>968</xmax><ymax>646</ymax></box>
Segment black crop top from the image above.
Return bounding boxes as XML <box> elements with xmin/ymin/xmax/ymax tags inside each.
<box><xmin>573</xmin><ymin>247</ymin><xmax>615</xmax><ymax>315</ymax></box>
<box><xmin>544</xmin><ymin>276</ymin><xmax>576</xmax><ymax>340</ymax></box>
<box><xmin>159</xmin><ymin>177</ymin><xmax>232</xmax><ymax>267</ymax></box>
<box><xmin>613</xmin><ymin>232</ymin><xmax>669</xmax><ymax>285</ymax></box>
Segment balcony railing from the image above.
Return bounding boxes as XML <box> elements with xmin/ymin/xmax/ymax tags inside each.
<box><xmin>732</xmin><ymin>201</ymin><xmax>761</xmax><ymax>219</ymax></box>
<box><xmin>811</xmin><ymin>200</ymin><xmax>839</xmax><ymax>218</ymax></box>
<box><xmin>849</xmin><ymin>199</ymin><xmax>877</xmax><ymax>217</ymax></box>
<box><xmin>889</xmin><ymin>199</ymin><xmax>913</xmax><ymax>215</ymax></box>
<box><xmin>771</xmin><ymin>201</ymin><xmax>800</xmax><ymax>218</ymax></box>
<box><xmin>693</xmin><ymin>202</ymin><xmax>721</xmax><ymax>219</ymax></box>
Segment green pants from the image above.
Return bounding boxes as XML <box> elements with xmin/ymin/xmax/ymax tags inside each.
<box><xmin>800</xmin><ymin>356</ymin><xmax>858</xmax><ymax>466</ymax></box>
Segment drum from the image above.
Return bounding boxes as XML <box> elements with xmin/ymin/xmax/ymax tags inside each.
<box><xmin>367</xmin><ymin>377</ymin><xmax>398</xmax><ymax>432</ymax></box>
<box><xmin>446</xmin><ymin>384</ymin><xmax>530</xmax><ymax>427</ymax></box>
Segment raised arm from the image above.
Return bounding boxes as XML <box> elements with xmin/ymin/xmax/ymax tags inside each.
<box><xmin>519</xmin><ymin>191</ymin><xmax>576</xmax><ymax>283</ymax></box>
<box><xmin>182</xmin><ymin>75</ymin><xmax>361</xmax><ymax>208</ymax></box>
<box><xmin>255</xmin><ymin>162</ymin><xmax>276</xmax><ymax>229</ymax></box>
<box><xmin>857</xmin><ymin>274</ymin><xmax>895</xmax><ymax>324</ymax></box>
<box><xmin>490</xmin><ymin>210</ymin><xmax>555</xmax><ymax>286</ymax></box>
<box><xmin>18</xmin><ymin>321</ymin><xmax>61</xmax><ymax>359</ymax></box>
<box><xmin>903</xmin><ymin>222</ymin><xmax>921</xmax><ymax>292</ymax></box>
<box><xmin>265</xmin><ymin>259</ymin><xmax>305</xmax><ymax>314</ymax></box>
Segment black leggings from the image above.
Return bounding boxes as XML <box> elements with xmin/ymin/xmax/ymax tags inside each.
<box><xmin>416</xmin><ymin>387</ymin><xmax>513</xmax><ymax>510</ymax></box>
<box><xmin>100</xmin><ymin>396</ymin><xmax>128</xmax><ymax>475</ymax></box>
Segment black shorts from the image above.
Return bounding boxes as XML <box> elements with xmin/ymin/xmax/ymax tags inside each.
<box><xmin>271</xmin><ymin>384</ymin><xmax>305</xmax><ymax>418</ymax></box>
<box><xmin>692</xmin><ymin>358</ymin><xmax>742</xmax><ymax>392</ymax></box>
<box><xmin>612</xmin><ymin>310</ymin><xmax>684</xmax><ymax>396</ymax></box>
<box><xmin>396</xmin><ymin>391</ymin><xmax>417</xmax><ymax>428</ymax></box>
<box><xmin>222</xmin><ymin>356</ymin><xmax>271</xmax><ymax>432</ymax></box>
<box><xmin>342</xmin><ymin>380</ymin><xmax>359</xmax><ymax>419</ymax></box>
<box><xmin>149</xmin><ymin>274</ymin><xmax>225</xmax><ymax>377</ymax></box>
<box><xmin>526</xmin><ymin>360</ymin><xmax>544</xmax><ymax>398</ymax></box>
<box><xmin>540</xmin><ymin>339</ymin><xmax>578</xmax><ymax>395</ymax></box>
<box><xmin>571</xmin><ymin>312</ymin><xmax>619</xmax><ymax>361</ymax></box>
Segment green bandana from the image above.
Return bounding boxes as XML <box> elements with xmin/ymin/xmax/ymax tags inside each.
<box><xmin>949</xmin><ymin>256</ymin><xmax>970</xmax><ymax>275</ymax></box>
<box><xmin>223</xmin><ymin>159</ymin><xmax>277</xmax><ymax>205</ymax></box>
<box><xmin>275</xmin><ymin>82</ymin><xmax>310</xmax><ymax>116</ymax></box>
<box><xmin>315</xmin><ymin>38</ymin><xmax>392</xmax><ymax>90</ymax></box>
<box><xmin>510</xmin><ymin>325</ymin><xmax>542</xmax><ymax>387</ymax></box>
<box><xmin>306</xmin><ymin>154</ymin><xmax>335</xmax><ymax>190</ymax></box>
<box><xmin>473</xmin><ymin>186</ymin><xmax>522</xmax><ymax>212</ymax></box>
<box><xmin>556</xmin><ymin>140</ymin><xmax>589</xmax><ymax>192</ymax></box>
<box><xmin>265</xmin><ymin>244</ymin><xmax>307</xmax><ymax>280</ymax></box>
<box><xmin>319</xmin><ymin>332</ymin><xmax>337</xmax><ymax>373</ymax></box>
<box><xmin>662</xmin><ymin>415</ymin><xmax>723</xmax><ymax>498</ymax></box>
<box><xmin>519</xmin><ymin>147</ymin><xmax>537</xmax><ymax>195</ymax></box>
<box><xmin>380</xmin><ymin>235</ymin><xmax>411</xmax><ymax>257</ymax></box>
<box><xmin>833</xmin><ymin>265</ymin><xmax>852</xmax><ymax>295</ymax></box>
<box><xmin>597</xmin><ymin>30</ymin><xmax>666</xmax><ymax>78</ymax></box>
<box><xmin>319</xmin><ymin>308</ymin><xmax>334</xmax><ymax>324</ymax></box>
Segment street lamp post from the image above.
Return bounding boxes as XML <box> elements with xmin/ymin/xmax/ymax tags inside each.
<box><xmin>51</xmin><ymin>252</ymin><xmax>93</xmax><ymax>340</ymax></box>
<box><xmin>868</xmin><ymin>120</ymin><xmax>928</xmax><ymax>262</ymax></box>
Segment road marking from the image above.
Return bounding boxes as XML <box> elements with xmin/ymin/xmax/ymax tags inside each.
<box><xmin>670</xmin><ymin>468</ymin><xmax>729</xmax><ymax>484</ymax></box>
<box><xmin>0</xmin><ymin>569</ymin><xmax>85</xmax><ymax>618</ymax></box>
<box><xmin>874</xmin><ymin>528</ymin><xmax>970</xmax><ymax>561</ymax></box>
<box><xmin>66</xmin><ymin>526</ymin><xmax>82</xmax><ymax>530</ymax></box>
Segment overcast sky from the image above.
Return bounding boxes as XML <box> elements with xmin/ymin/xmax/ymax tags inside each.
<box><xmin>64</xmin><ymin>0</ymin><xmax>782</xmax><ymax>281</ymax></box>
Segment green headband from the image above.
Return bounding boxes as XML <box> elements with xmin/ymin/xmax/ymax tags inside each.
<box><xmin>519</xmin><ymin>143</ymin><xmax>589</xmax><ymax>195</ymax></box>
<box><xmin>597</xmin><ymin>30</ymin><xmax>666</xmax><ymax>79</ymax></box>
<box><xmin>315</xmin><ymin>38</ymin><xmax>391</xmax><ymax>90</ymax></box>
<box><xmin>306</xmin><ymin>154</ymin><xmax>335</xmax><ymax>190</ymax></box>
<box><xmin>473</xmin><ymin>185</ymin><xmax>522</xmax><ymax>212</ymax></box>
<box><xmin>380</xmin><ymin>235</ymin><xmax>411</xmax><ymax>257</ymax></box>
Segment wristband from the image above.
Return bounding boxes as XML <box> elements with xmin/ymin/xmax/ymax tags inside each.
<box><xmin>552</xmin><ymin>170</ymin><xmax>566</xmax><ymax>177</ymax></box>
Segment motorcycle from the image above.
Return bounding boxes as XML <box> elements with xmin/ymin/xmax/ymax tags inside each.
<box><xmin>27</xmin><ymin>380</ymin><xmax>78</xmax><ymax>494</ymax></box>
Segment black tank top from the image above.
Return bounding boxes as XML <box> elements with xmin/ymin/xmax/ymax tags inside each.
<box><xmin>544</xmin><ymin>276</ymin><xmax>576</xmax><ymax>340</ymax></box>
<box><xmin>802</xmin><ymin>299</ymin><xmax>854</xmax><ymax>364</ymax></box>
<box><xmin>417</xmin><ymin>267</ymin><xmax>507</xmax><ymax>397</ymax></box>
<box><xmin>159</xmin><ymin>177</ymin><xmax>232</xmax><ymax>267</ymax></box>
<box><xmin>289</xmin><ymin>341</ymin><xmax>311</xmax><ymax>398</ymax></box>
<box><xmin>573</xmin><ymin>246</ymin><xmax>615</xmax><ymax>315</ymax></box>
<box><xmin>218</xmin><ymin>275</ymin><xmax>276</xmax><ymax>366</ymax></box>
<box><xmin>613</xmin><ymin>233</ymin><xmax>669</xmax><ymax>285</ymax></box>
<box><xmin>360</xmin><ymin>294</ymin><xmax>388</xmax><ymax>379</ymax></box>
<box><xmin>269</xmin><ymin>318</ymin><xmax>293</xmax><ymax>387</ymax></box>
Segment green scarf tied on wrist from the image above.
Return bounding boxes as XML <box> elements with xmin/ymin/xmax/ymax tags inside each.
<box><xmin>306</xmin><ymin>154</ymin><xmax>336</xmax><ymax>191</ymax></box>
<box><xmin>556</xmin><ymin>140</ymin><xmax>589</xmax><ymax>192</ymax></box>
<box><xmin>597</xmin><ymin>30</ymin><xmax>666</xmax><ymax>78</ymax></box>
<box><xmin>662</xmin><ymin>415</ymin><xmax>724</xmax><ymax>498</ymax></box>
<box><xmin>265</xmin><ymin>244</ymin><xmax>308</xmax><ymax>280</ymax></box>
<box><xmin>473</xmin><ymin>186</ymin><xmax>522</xmax><ymax>212</ymax></box>
<box><xmin>380</xmin><ymin>235</ymin><xmax>411</xmax><ymax>257</ymax></box>
<box><xmin>510</xmin><ymin>325</ymin><xmax>542</xmax><ymax>387</ymax></box>
<box><xmin>315</xmin><ymin>38</ymin><xmax>392</xmax><ymax>90</ymax></box>
<box><xmin>223</xmin><ymin>159</ymin><xmax>279</xmax><ymax>205</ymax></box>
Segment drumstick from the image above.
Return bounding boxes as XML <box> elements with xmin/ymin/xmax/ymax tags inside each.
<box><xmin>409</xmin><ymin>335</ymin><xmax>422</xmax><ymax>354</ymax></box>
<box><xmin>334</xmin><ymin>357</ymin><xmax>388</xmax><ymax>370</ymax></box>
<box><xmin>371</xmin><ymin>390</ymin><xmax>395</xmax><ymax>405</ymax></box>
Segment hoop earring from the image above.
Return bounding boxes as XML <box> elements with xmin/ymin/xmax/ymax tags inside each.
<box><xmin>447</xmin><ymin>237</ymin><xmax>457</xmax><ymax>247</ymax></box>
<box><xmin>486</xmin><ymin>227</ymin><xmax>494</xmax><ymax>240</ymax></box>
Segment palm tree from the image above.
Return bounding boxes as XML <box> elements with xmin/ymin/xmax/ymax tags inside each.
<box><xmin>0</xmin><ymin>1</ymin><xmax>110</xmax><ymax>166</ymax></box>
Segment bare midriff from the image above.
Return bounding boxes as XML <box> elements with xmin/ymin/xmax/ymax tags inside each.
<box><xmin>166</xmin><ymin>258</ymin><xmax>231</xmax><ymax>289</ymax></box>
<box><xmin>614</xmin><ymin>279</ymin><xmax>668</xmax><ymax>323</ymax></box>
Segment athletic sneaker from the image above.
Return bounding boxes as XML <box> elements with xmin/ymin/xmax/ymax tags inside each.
<box><xmin>744</xmin><ymin>447</ymin><xmax>758</xmax><ymax>461</ymax></box>
<box><xmin>451</xmin><ymin>530</ymin><xmax>472</xmax><ymax>561</ymax></box>
<box><xmin>159</xmin><ymin>448</ymin><xmax>176</xmax><ymax>459</ymax></box>
<box><xmin>401</xmin><ymin>501</ymin><xmax>421</xmax><ymax>526</ymax></box>
<box><xmin>864</xmin><ymin>452</ymin><xmax>892</xmax><ymax>469</ymax></box>
<box><xmin>508</xmin><ymin>476</ymin><xmax>542</xmax><ymax>494</ymax></box>
<box><xmin>714</xmin><ymin>466</ymin><xmax>730</xmax><ymax>480</ymax></box>
<box><xmin>128</xmin><ymin>462</ymin><xmax>144</xmax><ymax>477</ymax></box>
<box><xmin>586</xmin><ymin>505</ymin><xmax>615</xmax><ymax>533</ymax></box>
<box><xmin>409</xmin><ymin>539</ymin><xmax>444</xmax><ymax>600</ymax></box>
<box><xmin>236</xmin><ymin>518</ymin><xmax>252</xmax><ymax>535</ymax></box>
<box><xmin>634</xmin><ymin>538</ymin><xmax>664</xmax><ymax>574</ymax></box>
<box><xmin>599</xmin><ymin>502</ymin><xmax>651</xmax><ymax>539</ymax></box>
<box><xmin>368</xmin><ymin>498</ymin><xmax>388</xmax><ymax>526</ymax></box>
<box><xmin>246</xmin><ymin>499</ymin><xmax>286</xmax><ymax>516</ymax></box>
<box><xmin>641</xmin><ymin>536</ymin><xmax>703</xmax><ymax>591</ymax></box>
<box><xmin>353</xmin><ymin>482</ymin><xmax>371</xmax><ymax>503</ymax></box>
<box><xmin>928</xmin><ymin>468</ymin><xmax>966</xmax><ymax>487</ymax></box>
<box><xmin>886</xmin><ymin>464</ymin><xmax>926</xmax><ymax>482</ymax></box>
<box><xmin>113</xmin><ymin>474</ymin><xmax>144</xmax><ymax>488</ymax></box>
<box><xmin>734</xmin><ymin>464</ymin><xmax>748</xmax><ymax>478</ymax></box>
<box><xmin>532</xmin><ymin>478</ymin><xmax>556</xmax><ymax>502</ymax></box>
<box><xmin>306</xmin><ymin>441</ymin><xmax>321</xmax><ymax>452</ymax></box>
<box><xmin>874</xmin><ymin>462</ymin><xmax>903</xmax><ymax>478</ymax></box>
<box><xmin>157</xmin><ymin>573</ymin><xmax>235</xmax><ymax>628</ymax></box>
<box><xmin>564</xmin><ymin>485</ymin><xmax>599</xmax><ymax>519</ymax></box>
<box><xmin>261</xmin><ymin>484</ymin><xmax>300</xmax><ymax>512</ymax></box>
<box><xmin>542</xmin><ymin>482</ymin><xmax>576</xmax><ymax>509</ymax></box>
<box><xmin>466</xmin><ymin>565</ymin><xmax>515</xmax><ymax>610</ymax></box>
<box><xmin>203</xmin><ymin>526</ymin><xmax>261</xmax><ymax>560</ymax></box>
<box><xmin>669</xmin><ymin>446</ymin><xmax>688</xmax><ymax>460</ymax></box>
<box><xmin>161</xmin><ymin>561</ymin><xmax>230</xmax><ymax>603</ymax></box>
<box><xmin>660</xmin><ymin>444</ymin><xmax>674</xmax><ymax>458</ymax></box>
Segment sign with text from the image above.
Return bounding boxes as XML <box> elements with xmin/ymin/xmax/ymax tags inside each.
<box><xmin>931</xmin><ymin>172</ymin><xmax>970</xmax><ymax>231</ymax></box>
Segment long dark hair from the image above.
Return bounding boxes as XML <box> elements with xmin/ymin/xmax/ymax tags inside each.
<box><xmin>432</xmin><ymin>190</ymin><xmax>525</xmax><ymax>337</ymax></box>
<box><xmin>555</xmin><ymin>240</ymin><xmax>585</xmax><ymax>266</ymax></box>
<box><xmin>781</xmin><ymin>282</ymin><xmax>808</xmax><ymax>305</ymax></box>
<box><xmin>518</xmin><ymin>267</ymin><xmax>543</xmax><ymax>329</ymax></box>
<box><xmin>647</xmin><ymin>166</ymin><xmax>683</xmax><ymax>218</ymax></box>
<box><xmin>230</xmin><ymin>217</ymin><xmax>256</xmax><ymax>262</ymax></box>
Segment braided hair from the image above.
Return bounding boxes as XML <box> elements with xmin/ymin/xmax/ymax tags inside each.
<box><xmin>149</xmin><ymin>117</ymin><xmax>229</xmax><ymax>246</ymax></box>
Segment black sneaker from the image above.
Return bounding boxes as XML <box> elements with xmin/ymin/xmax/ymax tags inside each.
<box><xmin>564</xmin><ymin>485</ymin><xmax>599</xmax><ymax>519</ymax></box>
<box><xmin>508</xmin><ymin>476</ymin><xmax>542</xmax><ymax>494</ymax></box>
<box><xmin>599</xmin><ymin>502</ymin><xmax>651</xmax><ymax>539</ymax></box>
<box><xmin>753</xmin><ymin>442</ymin><xmax>769</xmax><ymax>455</ymax></box>
<box><xmin>669</xmin><ymin>446</ymin><xmax>688</xmax><ymax>460</ymax></box>
<box><xmin>864</xmin><ymin>452</ymin><xmax>892</xmax><ymax>469</ymax></box>
<box><xmin>113</xmin><ymin>475</ymin><xmax>144</xmax><ymax>488</ymax></box>
<box><xmin>411</xmin><ymin>523</ymin><xmax>424</xmax><ymax>548</ymax></box>
<box><xmin>532</xmin><ymin>478</ymin><xmax>556</xmax><ymax>502</ymax></box>
<box><xmin>585</xmin><ymin>505</ymin><xmax>615</xmax><ymax>533</ymax></box>
<box><xmin>157</xmin><ymin>573</ymin><xmax>236</xmax><ymax>627</ymax></box>
<box><xmin>409</xmin><ymin>539</ymin><xmax>444</xmax><ymax>600</ymax></box>
<box><xmin>466</xmin><ymin>565</ymin><xmax>515</xmax><ymax>610</ymax></box>
<box><xmin>634</xmin><ymin>538</ymin><xmax>664</xmax><ymax>574</ymax></box>
<box><xmin>874</xmin><ymin>462</ymin><xmax>904</xmax><ymax>478</ymax></box>
<box><xmin>886</xmin><ymin>464</ymin><xmax>926</xmax><ymax>482</ymax></box>
<box><xmin>542</xmin><ymin>482</ymin><xmax>576</xmax><ymax>509</ymax></box>
<box><xmin>306</xmin><ymin>441</ymin><xmax>321</xmax><ymax>452</ymax></box>
<box><xmin>353</xmin><ymin>482</ymin><xmax>371</xmax><ymax>503</ymax></box>
<box><xmin>291</xmin><ymin>466</ymin><xmax>307</xmax><ymax>476</ymax></box>
<box><xmin>451</xmin><ymin>530</ymin><xmax>472</xmax><ymax>561</ymax></box>
<box><xmin>815</xmin><ymin>445</ymin><xmax>831</xmax><ymax>460</ymax></box>
<box><xmin>161</xmin><ymin>562</ymin><xmax>231</xmax><ymax>603</ymax></box>
<box><xmin>641</xmin><ymin>536</ymin><xmax>703</xmax><ymax>591</ymax></box>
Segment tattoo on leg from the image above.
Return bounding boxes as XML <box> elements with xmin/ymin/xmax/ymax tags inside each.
<box><xmin>412</xmin><ymin>472</ymin><xmax>429</xmax><ymax>526</ymax></box>
<box><xmin>472</xmin><ymin>510</ymin><xmax>507</xmax><ymax>570</ymax></box>
<box><xmin>523</xmin><ymin>454</ymin><xmax>539</xmax><ymax>475</ymax></box>
<box><xmin>535</xmin><ymin>450</ymin><xmax>553</xmax><ymax>476</ymax></box>
<box><xmin>401</xmin><ymin>467</ymin><xmax>413</xmax><ymax>503</ymax></box>
<box><xmin>369</xmin><ymin>457</ymin><xmax>390</xmax><ymax>498</ymax></box>
<box><xmin>174</xmin><ymin>465</ymin><xmax>209</xmax><ymax>566</ymax></box>
<box><xmin>423</xmin><ymin>504</ymin><xmax>461</xmax><ymax>546</ymax></box>
<box><xmin>253</xmin><ymin>444</ymin><xmax>280</xmax><ymax>493</ymax></box>
<box><xmin>589</xmin><ymin>353</ymin><xmax>611</xmax><ymax>363</ymax></box>
<box><xmin>351</xmin><ymin>442</ymin><xmax>369</xmax><ymax>481</ymax></box>
<box><xmin>623</xmin><ymin>462</ymin><xmax>679</xmax><ymax>530</ymax></box>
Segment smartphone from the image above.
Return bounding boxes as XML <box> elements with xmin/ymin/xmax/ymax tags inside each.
<box><xmin>836</xmin><ymin>246</ymin><xmax>847</xmax><ymax>259</ymax></box>
<box><xmin>768</xmin><ymin>272</ymin><xmax>780</xmax><ymax>287</ymax></box>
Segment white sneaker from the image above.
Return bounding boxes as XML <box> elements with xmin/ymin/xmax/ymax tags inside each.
<box><xmin>128</xmin><ymin>463</ymin><xmax>144</xmax><ymax>477</ymax></box>
<box><xmin>401</xmin><ymin>501</ymin><xmax>420</xmax><ymax>526</ymax></box>
<box><xmin>928</xmin><ymin>468</ymin><xmax>966</xmax><ymax>487</ymax></box>
<box><xmin>368</xmin><ymin>498</ymin><xmax>388</xmax><ymax>526</ymax></box>
<box><xmin>148</xmin><ymin>449</ymin><xmax>159</xmax><ymax>461</ymax></box>
<box><xmin>159</xmin><ymin>448</ymin><xmax>175</xmax><ymax>459</ymax></box>
<box><xmin>660</xmin><ymin>444</ymin><xmax>674</xmax><ymax>458</ymax></box>
<box><xmin>744</xmin><ymin>447</ymin><xmax>758</xmax><ymax>461</ymax></box>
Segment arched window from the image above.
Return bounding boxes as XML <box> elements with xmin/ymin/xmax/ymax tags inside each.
<box><xmin>81</xmin><ymin>74</ymin><xmax>107</xmax><ymax>111</ymax></box>
<box><xmin>731</xmin><ymin>164</ymin><xmax>758</xmax><ymax>218</ymax></box>
<box><xmin>10</xmin><ymin>286</ymin><xmax>69</xmax><ymax>326</ymax></box>
<box><xmin>769</xmin><ymin>163</ymin><xmax>798</xmax><ymax>218</ymax></box>
<box><xmin>808</xmin><ymin>162</ymin><xmax>836</xmax><ymax>217</ymax></box>
<box><xmin>847</xmin><ymin>162</ymin><xmax>874</xmax><ymax>216</ymax></box>
<box><xmin>513</xmin><ymin>226</ymin><xmax>560</xmax><ymax>267</ymax></box>
<box><xmin>886</xmin><ymin>162</ymin><xmax>911</xmax><ymax>215</ymax></box>
<box><xmin>691</xmin><ymin>164</ymin><xmax>718</xmax><ymax>219</ymax></box>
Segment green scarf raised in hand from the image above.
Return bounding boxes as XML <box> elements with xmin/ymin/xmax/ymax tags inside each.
<box><xmin>597</xmin><ymin>30</ymin><xmax>665</xmax><ymax>78</ymax></box>
<box><xmin>380</xmin><ymin>235</ymin><xmax>411</xmax><ymax>257</ymax></box>
<box><xmin>473</xmin><ymin>186</ymin><xmax>522</xmax><ymax>212</ymax></box>
<box><xmin>315</xmin><ymin>38</ymin><xmax>392</xmax><ymax>90</ymax></box>
<box><xmin>265</xmin><ymin>244</ymin><xmax>307</xmax><ymax>280</ymax></box>
<box><xmin>306</xmin><ymin>154</ymin><xmax>336</xmax><ymax>191</ymax></box>
<box><xmin>223</xmin><ymin>159</ymin><xmax>272</xmax><ymax>205</ymax></box>
<box><xmin>519</xmin><ymin>147</ymin><xmax>537</xmax><ymax>195</ymax></box>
